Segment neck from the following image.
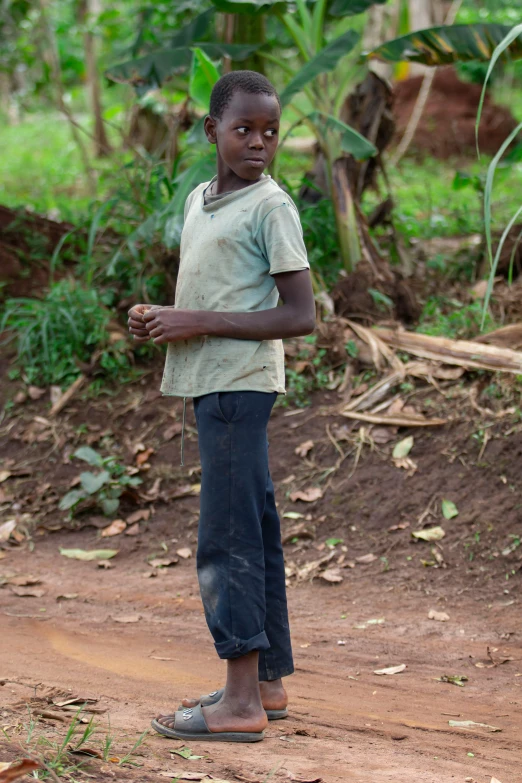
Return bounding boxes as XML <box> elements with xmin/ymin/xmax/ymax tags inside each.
<box><xmin>215</xmin><ymin>155</ymin><xmax>265</xmax><ymax>194</ymax></box>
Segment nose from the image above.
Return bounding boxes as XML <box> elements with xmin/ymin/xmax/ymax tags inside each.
<box><xmin>248</xmin><ymin>132</ymin><xmax>264</xmax><ymax>150</ymax></box>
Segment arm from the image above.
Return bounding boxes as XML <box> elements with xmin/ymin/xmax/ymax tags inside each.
<box><xmin>136</xmin><ymin>269</ymin><xmax>316</xmax><ymax>345</ymax></box>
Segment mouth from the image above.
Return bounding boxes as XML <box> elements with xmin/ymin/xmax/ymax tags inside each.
<box><xmin>244</xmin><ymin>158</ymin><xmax>266</xmax><ymax>168</ymax></box>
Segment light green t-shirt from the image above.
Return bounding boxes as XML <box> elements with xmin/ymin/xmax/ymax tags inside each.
<box><xmin>160</xmin><ymin>175</ymin><xmax>310</xmax><ymax>398</ymax></box>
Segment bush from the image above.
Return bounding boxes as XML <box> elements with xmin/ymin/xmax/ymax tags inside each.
<box><xmin>1</xmin><ymin>277</ymin><xmax>135</xmax><ymax>388</ymax></box>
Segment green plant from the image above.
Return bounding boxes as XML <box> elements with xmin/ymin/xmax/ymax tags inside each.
<box><xmin>59</xmin><ymin>446</ymin><xmax>142</xmax><ymax>517</ymax></box>
<box><xmin>0</xmin><ymin>278</ymin><xmax>135</xmax><ymax>389</ymax></box>
<box><xmin>475</xmin><ymin>22</ymin><xmax>522</xmax><ymax>323</ymax></box>
<box><xmin>418</xmin><ymin>296</ymin><xmax>495</xmax><ymax>340</ymax></box>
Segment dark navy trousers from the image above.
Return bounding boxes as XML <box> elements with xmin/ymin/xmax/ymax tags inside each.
<box><xmin>193</xmin><ymin>391</ymin><xmax>294</xmax><ymax>681</ymax></box>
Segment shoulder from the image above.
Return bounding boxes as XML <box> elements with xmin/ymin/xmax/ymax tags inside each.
<box><xmin>184</xmin><ymin>181</ymin><xmax>210</xmax><ymax>217</ymax></box>
<box><xmin>252</xmin><ymin>179</ymin><xmax>301</xmax><ymax>230</ymax></box>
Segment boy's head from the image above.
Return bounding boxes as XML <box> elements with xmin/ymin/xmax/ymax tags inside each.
<box><xmin>204</xmin><ymin>71</ymin><xmax>281</xmax><ymax>182</ymax></box>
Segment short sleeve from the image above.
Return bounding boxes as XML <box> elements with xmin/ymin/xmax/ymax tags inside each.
<box><xmin>255</xmin><ymin>202</ymin><xmax>310</xmax><ymax>275</ymax></box>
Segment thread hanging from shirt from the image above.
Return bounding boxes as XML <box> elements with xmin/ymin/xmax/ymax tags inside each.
<box><xmin>180</xmin><ymin>397</ymin><xmax>187</xmax><ymax>467</ymax></box>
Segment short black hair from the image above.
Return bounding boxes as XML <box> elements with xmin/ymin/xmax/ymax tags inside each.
<box><xmin>209</xmin><ymin>70</ymin><xmax>281</xmax><ymax>120</ymax></box>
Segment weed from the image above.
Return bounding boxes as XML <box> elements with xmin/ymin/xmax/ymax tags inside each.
<box><xmin>1</xmin><ymin>278</ymin><xmax>136</xmax><ymax>389</ymax></box>
<box><xmin>418</xmin><ymin>296</ymin><xmax>496</xmax><ymax>340</ymax></box>
<box><xmin>59</xmin><ymin>446</ymin><xmax>142</xmax><ymax>518</ymax></box>
<box><xmin>116</xmin><ymin>730</ymin><xmax>149</xmax><ymax>768</ymax></box>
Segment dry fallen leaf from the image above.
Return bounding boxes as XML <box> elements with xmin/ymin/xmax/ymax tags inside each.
<box><xmin>8</xmin><ymin>575</ymin><xmax>41</xmax><ymax>586</ymax></box>
<box><xmin>490</xmin><ymin>778</ymin><xmax>503</xmax><ymax>783</ymax></box>
<box><xmin>0</xmin><ymin>520</ymin><xmax>16</xmax><ymax>542</ymax></box>
<box><xmin>374</xmin><ymin>664</ymin><xmax>406</xmax><ymax>676</ymax></box>
<box><xmin>355</xmin><ymin>553</ymin><xmax>377</xmax><ymax>564</ymax></box>
<box><xmin>176</xmin><ymin>547</ymin><xmax>192</xmax><ymax>560</ymax></box>
<box><xmin>149</xmin><ymin>557</ymin><xmax>178</xmax><ymax>569</ymax></box>
<box><xmin>412</xmin><ymin>526</ymin><xmax>445</xmax><ymax>542</ymax></box>
<box><xmin>10</xmin><ymin>586</ymin><xmax>46</xmax><ymax>598</ymax></box>
<box><xmin>56</xmin><ymin>594</ymin><xmax>79</xmax><ymax>601</ymax></box>
<box><xmin>101</xmin><ymin>520</ymin><xmax>127</xmax><ymax>538</ymax></box>
<box><xmin>319</xmin><ymin>568</ymin><xmax>343</xmax><ymax>584</ymax></box>
<box><xmin>113</xmin><ymin>614</ymin><xmax>141</xmax><ymax>624</ymax></box>
<box><xmin>0</xmin><ymin>759</ymin><xmax>41</xmax><ymax>782</ymax></box>
<box><xmin>393</xmin><ymin>456</ymin><xmax>418</xmax><ymax>474</ymax></box>
<box><xmin>136</xmin><ymin>448</ymin><xmax>154</xmax><ymax>467</ymax></box>
<box><xmin>388</xmin><ymin>522</ymin><xmax>410</xmax><ymax>532</ymax></box>
<box><xmin>28</xmin><ymin>386</ymin><xmax>46</xmax><ymax>400</ymax></box>
<box><xmin>125</xmin><ymin>523</ymin><xmax>140</xmax><ymax>536</ymax></box>
<box><xmin>127</xmin><ymin>509</ymin><xmax>150</xmax><ymax>524</ymax></box>
<box><xmin>295</xmin><ymin>440</ymin><xmax>314</xmax><ymax>458</ymax></box>
<box><xmin>290</xmin><ymin>487</ymin><xmax>323</xmax><ymax>503</ymax></box>
<box><xmin>0</xmin><ymin>472</ymin><xmax>12</xmax><ymax>484</ymax></box>
<box><xmin>428</xmin><ymin>609</ymin><xmax>450</xmax><ymax>622</ymax></box>
<box><xmin>448</xmin><ymin>720</ymin><xmax>501</xmax><ymax>732</ymax></box>
<box><xmin>163</xmin><ymin>422</ymin><xmax>183</xmax><ymax>441</ymax></box>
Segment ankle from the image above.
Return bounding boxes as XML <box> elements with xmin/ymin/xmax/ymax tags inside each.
<box><xmin>221</xmin><ymin>693</ymin><xmax>264</xmax><ymax>717</ymax></box>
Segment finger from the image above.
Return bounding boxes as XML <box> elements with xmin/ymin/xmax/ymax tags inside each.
<box><xmin>143</xmin><ymin>309</ymin><xmax>159</xmax><ymax>323</ymax></box>
<box><xmin>129</xmin><ymin>327</ymin><xmax>149</xmax><ymax>337</ymax></box>
<box><xmin>133</xmin><ymin>335</ymin><xmax>150</xmax><ymax>343</ymax></box>
<box><xmin>129</xmin><ymin>317</ymin><xmax>145</xmax><ymax>329</ymax></box>
<box><xmin>148</xmin><ymin>326</ymin><xmax>163</xmax><ymax>338</ymax></box>
<box><xmin>153</xmin><ymin>335</ymin><xmax>167</xmax><ymax>345</ymax></box>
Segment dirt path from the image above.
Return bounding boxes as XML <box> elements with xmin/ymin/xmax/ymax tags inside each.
<box><xmin>1</xmin><ymin>533</ymin><xmax>520</xmax><ymax>783</ymax></box>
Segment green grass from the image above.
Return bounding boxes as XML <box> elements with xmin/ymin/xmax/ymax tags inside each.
<box><xmin>365</xmin><ymin>155</ymin><xmax>522</xmax><ymax>242</ymax></box>
<box><xmin>417</xmin><ymin>296</ymin><xmax>496</xmax><ymax>340</ymax></box>
<box><xmin>0</xmin><ymin>113</ymin><xmax>127</xmax><ymax>221</ymax></box>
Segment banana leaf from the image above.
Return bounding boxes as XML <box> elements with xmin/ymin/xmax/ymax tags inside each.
<box><xmin>106</xmin><ymin>48</ymin><xmax>192</xmax><ymax>93</ymax></box>
<box><xmin>190</xmin><ymin>48</ymin><xmax>221</xmax><ymax>110</ymax></box>
<box><xmin>171</xmin><ymin>8</ymin><xmax>215</xmax><ymax>47</ymax></box>
<box><xmin>106</xmin><ymin>43</ymin><xmax>259</xmax><ymax>94</ymax></box>
<box><xmin>280</xmin><ymin>29</ymin><xmax>359</xmax><ymax>107</ymax></box>
<box><xmin>308</xmin><ymin>112</ymin><xmax>377</xmax><ymax>159</ymax></box>
<box><xmin>329</xmin><ymin>0</ymin><xmax>388</xmax><ymax>18</ymax></box>
<box><xmin>367</xmin><ymin>24</ymin><xmax>522</xmax><ymax>66</ymax></box>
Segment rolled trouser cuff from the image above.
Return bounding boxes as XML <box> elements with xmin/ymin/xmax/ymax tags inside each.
<box><xmin>259</xmin><ymin>663</ymin><xmax>295</xmax><ymax>681</ymax></box>
<box><xmin>215</xmin><ymin>630</ymin><xmax>270</xmax><ymax>660</ymax></box>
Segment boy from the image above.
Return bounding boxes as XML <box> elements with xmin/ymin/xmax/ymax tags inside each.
<box><xmin>128</xmin><ymin>70</ymin><xmax>315</xmax><ymax>742</ymax></box>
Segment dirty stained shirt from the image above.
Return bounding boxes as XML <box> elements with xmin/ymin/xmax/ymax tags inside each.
<box><xmin>160</xmin><ymin>175</ymin><xmax>309</xmax><ymax>398</ymax></box>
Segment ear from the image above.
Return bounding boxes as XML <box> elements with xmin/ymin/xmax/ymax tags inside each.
<box><xmin>204</xmin><ymin>115</ymin><xmax>217</xmax><ymax>145</ymax></box>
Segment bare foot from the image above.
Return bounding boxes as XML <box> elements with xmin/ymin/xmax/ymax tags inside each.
<box><xmin>174</xmin><ymin>679</ymin><xmax>287</xmax><ymax>714</ymax></box>
<box><xmin>155</xmin><ymin>681</ymin><xmax>287</xmax><ymax>722</ymax></box>
<box><xmin>203</xmin><ymin>696</ymin><xmax>268</xmax><ymax>734</ymax></box>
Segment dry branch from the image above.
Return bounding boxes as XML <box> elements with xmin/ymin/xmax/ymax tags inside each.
<box><xmin>340</xmin><ymin>410</ymin><xmax>446</xmax><ymax>427</ymax></box>
<box><xmin>375</xmin><ymin>328</ymin><xmax>522</xmax><ymax>375</ymax></box>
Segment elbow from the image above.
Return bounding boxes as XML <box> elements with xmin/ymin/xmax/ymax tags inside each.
<box><xmin>302</xmin><ymin>316</ymin><xmax>316</xmax><ymax>336</ymax></box>
<box><xmin>295</xmin><ymin>312</ymin><xmax>316</xmax><ymax>337</ymax></box>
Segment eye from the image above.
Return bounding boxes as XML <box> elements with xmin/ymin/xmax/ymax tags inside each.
<box><xmin>237</xmin><ymin>126</ymin><xmax>249</xmax><ymax>135</ymax></box>
<box><xmin>265</xmin><ymin>128</ymin><xmax>278</xmax><ymax>138</ymax></box>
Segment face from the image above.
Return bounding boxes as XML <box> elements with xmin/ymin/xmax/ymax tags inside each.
<box><xmin>205</xmin><ymin>90</ymin><xmax>280</xmax><ymax>183</ymax></box>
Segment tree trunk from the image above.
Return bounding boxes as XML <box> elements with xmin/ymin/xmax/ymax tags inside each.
<box><xmin>232</xmin><ymin>15</ymin><xmax>266</xmax><ymax>74</ymax></box>
<box><xmin>82</xmin><ymin>0</ymin><xmax>112</xmax><ymax>157</ymax></box>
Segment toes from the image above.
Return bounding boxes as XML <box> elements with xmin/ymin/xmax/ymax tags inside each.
<box><xmin>181</xmin><ymin>697</ymin><xmax>199</xmax><ymax>708</ymax></box>
<box><xmin>158</xmin><ymin>716</ymin><xmax>176</xmax><ymax>729</ymax></box>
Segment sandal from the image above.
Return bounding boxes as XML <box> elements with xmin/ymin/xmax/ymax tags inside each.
<box><xmin>151</xmin><ymin>703</ymin><xmax>264</xmax><ymax>743</ymax></box>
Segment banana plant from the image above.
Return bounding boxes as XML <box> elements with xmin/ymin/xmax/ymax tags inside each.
<box><xmin>106</xmin><ymin>1</ymin><xmax>381</xmax><ymax>272</ymax></box>
<box><xmin>107</xmin><ymin>5</ymin><xmax>522</xmax><ymax>276</ymax></box>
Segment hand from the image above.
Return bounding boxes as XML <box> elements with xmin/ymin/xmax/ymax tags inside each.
<box><xmin>143</xmin><ymin>307</ymin><xmax>206</xmax><ymax>345</ymax></box>
<box><xmin>128</xmin><ymin>303</ymin><xmax>161</xmax><ymax>343</ymax></box>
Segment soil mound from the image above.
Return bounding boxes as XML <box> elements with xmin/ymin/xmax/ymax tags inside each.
<box><xmin>0</xmin><ymin>205</ymin><xmax>75</xmax><ymax>299</ymax></box>
<box><xmin>393</xmin><ymin>66</ymin><xmax>518</xmax><ymax>159</ymax></box>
